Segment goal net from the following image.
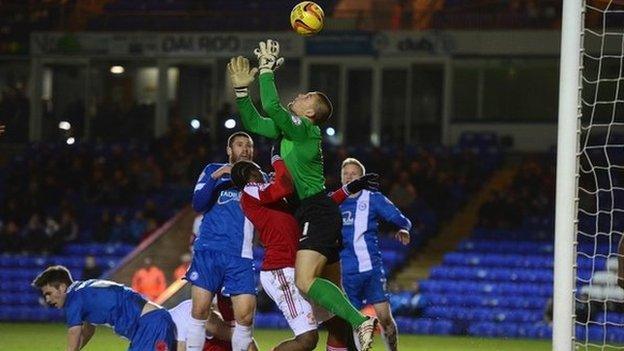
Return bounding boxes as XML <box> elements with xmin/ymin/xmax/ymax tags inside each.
<box><xmin>567</xmin><ymin>0</ymin><xmax>624</xmax><ymax>349</ymax></box>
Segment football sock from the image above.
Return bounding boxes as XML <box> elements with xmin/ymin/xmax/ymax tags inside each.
<box><xmin>307</xmin><ymin>278</ymin><xmax>368</xmax><ymax>328</ymax></box>
<box><xmin>232</xmin><ymin>322</ymin><xmax>253</xmax><ymax>351</ymax></box>
<box><xmin>186</xmin><ymin>316</ymin><xmax>208</xmax><ymax>350</ymax></box>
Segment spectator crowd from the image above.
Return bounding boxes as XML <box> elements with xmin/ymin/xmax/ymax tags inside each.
<box><xmin>478</xmin><ymin>156</ymin><xmax>555</xmax><ymax>231</ymax></box>
<box><xmin>0</xmin><ymin>121</ymin><xmax>209</xmax><ymax>254</ymax></box>
<box><xmin>1</xmin><ymin>116</ymin><xmax>500</xmax><ymax>274</ymax></box>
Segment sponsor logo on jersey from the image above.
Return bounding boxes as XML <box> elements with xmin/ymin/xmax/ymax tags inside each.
<box><xmin>217</xmin><ymin>189</ymin><xmax>241</xmax><ymax>205</ymax></box>
<box><xmin>291</xmin><ymin>115</ymin><xmax>302</xmax><ymax>126</ymax></box>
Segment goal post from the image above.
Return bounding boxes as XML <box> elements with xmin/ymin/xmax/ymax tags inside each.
<box><xmin>553</xmin><ymin>0</ymin><xmax>583</xmax><ymax>350</ymax></box>
<box><xmin>555</xmin><ymin>1</ymin><xmax>624</xmax><ymax>349</ymax></box>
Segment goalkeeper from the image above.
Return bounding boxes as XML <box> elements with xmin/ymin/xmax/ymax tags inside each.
<box><xmin>227</xmin><ymin>39</ymin><xmax>377</xmax><ymax>351</ymax></box>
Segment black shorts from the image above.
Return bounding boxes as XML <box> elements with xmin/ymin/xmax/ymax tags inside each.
<box><xmin>295</xmin><ymin>192</ymin><xmax>343</xmax><ymax>264</ymax></box>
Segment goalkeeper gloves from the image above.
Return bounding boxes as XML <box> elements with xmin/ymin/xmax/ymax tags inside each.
<box><xmin>344</xmin><ymin>173</ymin><xmax>380</xmax><ymax>195</ymax></box>
<box><xmin>227</xmin><ymin>56</ymin><xmax>258</xmax><ymax>98</ymax></box>
<box><xmin>254</xmin><ymin>39</ymin><xmax>285</xmax><ymax>74</ymax></box>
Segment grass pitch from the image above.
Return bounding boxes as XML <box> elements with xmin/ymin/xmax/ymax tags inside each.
<box><xmin>0</xmin><ymin>323</ymin><xmax>552</xmax><ymax>351</ymax></box>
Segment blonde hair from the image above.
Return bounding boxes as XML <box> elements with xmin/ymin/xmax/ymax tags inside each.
<box><xmin>341</xmin><ymin>158</ymin><xmax>366</xmax><ymax>175</ymax></box>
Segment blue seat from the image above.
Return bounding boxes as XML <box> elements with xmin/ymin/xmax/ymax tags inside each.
<box><xmin>0</xmin><ymin>255</ymin><xmax>14</xmax><ymax>267</ymax></box>
<box><xmin>595</xmin><ymin>312</ymin><xmax>624</xmax><ymax>324</ymax></box>
<box><xmin>63</xmin><ymin>244</ymin><xmax>85</xmax><ymax>255</ymax></box>
<box><xmin>394</xmin><ymin>316</ymin><xmax>415</xmax><ymax>333</ymax></box>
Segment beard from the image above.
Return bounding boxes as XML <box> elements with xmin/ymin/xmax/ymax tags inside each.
<box><xmin>232</xmin><ymin>153</ymin><xmax>251</xmax><ymax>163</ymax></box>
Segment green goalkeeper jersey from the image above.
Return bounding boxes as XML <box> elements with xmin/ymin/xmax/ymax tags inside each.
<box><xmin>236</xmin><ymin>72</ymin><xmax>325</xmax><ymax>200</ymax></box>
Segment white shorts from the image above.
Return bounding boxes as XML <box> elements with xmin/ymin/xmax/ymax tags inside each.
<box><xmin>260</xmin><ymin>267</ymin><xmax>319</xmax><ymax>336</ymax></box>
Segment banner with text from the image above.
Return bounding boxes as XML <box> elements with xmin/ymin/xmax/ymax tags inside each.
<box><xmin>31</xmin><ymin>32</ymin><xmax>304</xmax><ymax>57</ymax></box>
<box><xmin>31</xmin><ymin>31</ymin><xmax>564</xmax><ymax>57</ymax></box>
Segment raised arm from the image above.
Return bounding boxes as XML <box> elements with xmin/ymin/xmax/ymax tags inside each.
<box><xmin>259</xmin><ymin>72</ymin><xmax>308</xmax><ymax>141</ymax></box>
<box><xmin>236</xmin><ymin>96</ymin><xmax>281</xmax><ymax>139</ymax></box>
<box><xmin>252</xmin><ymin>40</ymin><xmax>308</xmax><ymax>140</ymax></box>
<box><xmin>228</xmin><ymin>56</ymin><xmax>280</xmax><ymax>139</ymax></box>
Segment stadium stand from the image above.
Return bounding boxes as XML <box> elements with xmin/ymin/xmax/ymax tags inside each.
<box><xmin>0</xmin><ymin>1</ymin><xmax>70</xmax><ymax>55</ymax></box>
<box><xmin>360</xmin><ymin>154</ymin><xmax>624</xmax><ymax>343</ymax></box>
<box><xmin>365</xmin><ymin>157</ymin><xmax>558</xmax><ymax>339</ymax></box>
<box><xmin>0</xmin><ymin>0</ymin><xmax>564</xmax><ymax>35</ymax></box>
<box><xmin>0</xmin><ymin>129</ymin><xmax>503</xmax><ymax>327</ymax></box>
<box><xmin>87</xmin><ymin>0</ymin><xmax>339</xmax><ymax>31</ymax></box>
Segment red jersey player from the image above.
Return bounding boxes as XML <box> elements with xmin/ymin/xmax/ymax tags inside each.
<box><xmin>230</xmin><ymin>151</ymin><xmax>378</xmax><ymax>351</ymax></box>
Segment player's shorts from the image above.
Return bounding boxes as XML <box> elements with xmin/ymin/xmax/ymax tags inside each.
<box><xmin>129</xmin><ymin>308</ymin><xmax>177</xmax><ymax>351</ymax></box>
<box><xmin>342</xmin><ymin>266</ymin><xmax>390</xmax><ymax>310</ymax></box>
<box><xmin>186</xmin><ymin>249</ymin><xmax>256</xmax><ymax>296</ymax></box>
<box><xmin>295</xmin><ymin>192</ymin><xmax>343</xmax><ymax>264</ymax></box>
<box><xmin>260</xmin><ymin>267</ymin><xmax>318</xmax><ymax>336</ymax></box>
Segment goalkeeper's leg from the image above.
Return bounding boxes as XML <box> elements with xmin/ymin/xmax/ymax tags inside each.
<box><xmin>319</xmin><ymin>263</ymin><xmax>358</xmax><ymax>351</ymax></box>
<box><xmin>295</xmin><ymin>250</ymin><xmax>368</xmax><ymax>329</ymax></box>
<box><xmin>295</xmin><ymin>194</ymin><xmax>377</xmax><ymax>351</ymax></box>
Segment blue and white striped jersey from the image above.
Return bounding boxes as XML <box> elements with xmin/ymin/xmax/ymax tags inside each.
<box><xmin>339</xmin><ymin>190</ymin><xmax>412</xmax><ymax>273</ymax></box>
<box><xmin>192</xmin><ymin>163</ymin><xmax>254</xmax><ymax>259</ymax></box>
<box><xmin>64</xmin><ymin>279</ymin><xmax>147</xmax><ymax>339</ymax></box>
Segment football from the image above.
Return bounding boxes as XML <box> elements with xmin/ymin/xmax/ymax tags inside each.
<box><xmin>290</xmin><ymin>1</ymin><xmax>324</xmax><ymax>36</ymax></box>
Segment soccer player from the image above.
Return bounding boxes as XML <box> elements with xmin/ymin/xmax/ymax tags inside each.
<box><xmin>187</xmin><ymin>214</ymin><xmax>248</xmax><ymax>351</ymax></box>
<box><xmin>230</xmin><ymin>147</ymin><xmax>378</xmax><ymax>351</ymax></box>
<box><xmin>31</xmin><ymin>265</ymin><xmax>176</xmax><ymax>351</ymax></box>
<box><xmin>227</xmin><ymin>41</ymin><xmax>377</xmax><ymax>350</ymax></box>
<box><xmin>186</xmin><ymin>131</ymin><xmax>257</xmax><ymax>351</ymax></box>
<box><xmin>339</xmin><ymin>158</ymin><xmax>412</xmax><ymax>351</ymax></box>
